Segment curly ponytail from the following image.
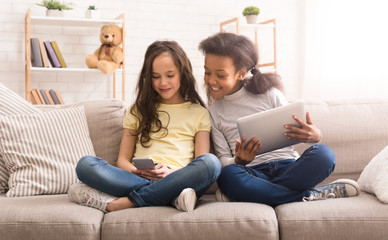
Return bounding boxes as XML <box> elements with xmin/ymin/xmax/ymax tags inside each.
<box><xmin>244</xmin><ymin>66</ymin><xmax>283</xmax><ymax>94</ymax></box>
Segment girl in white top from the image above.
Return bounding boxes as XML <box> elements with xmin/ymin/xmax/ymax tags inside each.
<box><xmin>198</xmin><ymin>32</ymin><xmax>360</xmax><ymax>206</ymax></box>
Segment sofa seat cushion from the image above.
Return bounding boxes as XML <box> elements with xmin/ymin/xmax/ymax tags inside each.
<box><xmin>101</xmin><ymin>196</ymin><xmax>279</xmax><ymax>240</ymax></box>
<box><xmin>0</xmin><ymin>194</ymin><xmax>103</xmax><ymax>240</ymax></box>
<box><xmin>276</xmin><ymin>192</ymin><xmax>388</xmax><ymax>240</ymax></box>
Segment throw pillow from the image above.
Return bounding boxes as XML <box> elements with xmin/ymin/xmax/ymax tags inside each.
<box><xmin>0</xmin><ymin>83</ymin><xmax>42</xmax><ymax>193</ymax></box>
<box><xmin>36</xmin><ymin>99</ymin><xmax>126</xmax><ymax>167</ymax></box>
<box><xmin>0</xmin><ymin>106</ymin><xmax>95</xmax><ymax>197</ymax></box>
<box><xmin>358</xmin><ymin>145</ymin><xmax>388</xmax><ymax>203</ymax></box>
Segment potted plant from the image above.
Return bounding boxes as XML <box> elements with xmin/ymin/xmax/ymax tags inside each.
<box><xmin>242</xmin><ymin>6</ymin><xmax>260</xmax><ymax>24</ymax></box>
<box><xmin>85</xmin><ymin>5</ymin><xmax>101</xmax><ymax>19</ymax></box>
<box><xmin>36</xmin><ymin>0</ymin><xmax>73</xmax><ymax>17</ymax></box>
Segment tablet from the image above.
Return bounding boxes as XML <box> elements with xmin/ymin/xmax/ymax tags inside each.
<box><xmin>236</xmin><ymin>101</ymin><xmax>305</xmax><ymax>155</ymax></box>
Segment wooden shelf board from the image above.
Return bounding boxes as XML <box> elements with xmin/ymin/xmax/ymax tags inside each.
<box><xmin>30</xmin><ymin>67</ymin><xmax>123</xmax><ymax>73</ymax></box>
<box><xmin>30</xmin><ymin>16</ymin><xmax>123</xmax><ymax>27</ymax></box>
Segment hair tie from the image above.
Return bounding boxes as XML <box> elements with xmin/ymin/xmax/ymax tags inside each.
<box><xmin>250</xmin><ymin>66</ymin><xmax>260</xmax><ymax>75</ymax></box>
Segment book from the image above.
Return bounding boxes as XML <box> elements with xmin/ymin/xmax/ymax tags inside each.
<box><xmin>49</xmin><ymin>89</ymin><xmax>60</xmax><ymax>104</ymax></box>
<box><xmin>38</xmin><ymin>38</ymin><xmax>50</xmax><ymax>67</ymax></box>
<box><xmin>54</xmin><ymin>90</ymin><xmax>65</xmax><ymax>104</ymax></box>
<box><xmin>50</xmin><ymin>41</ymin><xmax>67</xmax><ymax>68</ymax></box>
<box><xmin>44</xmin><ymin>89</ymin><xmax>55</xmax><ymax>105</ymax></box>
<box><xmin>44</xmin><ymin>41</ymin><xmax>61</xmax><ymax>68</ymax></box>
<box><xmin>30</xmin><ymin>89</ymin><xmax>42</xmax><ymax>105</ymax></box>
<box><xmin>34</xmin><ymin>89</ymin><xmax>45</xmax><ymax>104</ymax></box>
<box><xmin>39</xmin><ymin>89</ymin><xmax>50</xmax><ymax>104</ymax></box>
<box><xmin>30</xmin><ymin>38</ymin><xmax>43</xmax><ymax>67</ymax></box>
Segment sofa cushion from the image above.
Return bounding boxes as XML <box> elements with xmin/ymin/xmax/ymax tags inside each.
<box><xmin>0</xmin><ymin>107</ymin><xmax>95</xmax><ymax>197</ymax></box>
<box><xmin>0</xmin><ymin>83</ymin><xmax>42</xmax><ymax>193</ymax></box>
<box><xmin>0</xmin><ymin>193</ymin><xmax>103</xmax><ymax>240</ymax></box>
<box><xmin>101</xmin><ymin>195</ymin><xmax>279</xmax><ymax>240</ymax></box>
<box><xmin>358</xmin><ymin>145</ymin><xmax>388</xmax><ymax>203</ymax></box>
<box><xmin>294</xmin><ymin>99</ymin><xmax>388</xmax><ymax>184</ymax></box>
<box><xmin>37</xmin><ymin>99</ymin><xmax>126</xmax><ymax>166</ymax></box>
<box><xmin>276</xmin><ymin>192</ymin><xmax>388</xmax><ymax>240</ymax></box>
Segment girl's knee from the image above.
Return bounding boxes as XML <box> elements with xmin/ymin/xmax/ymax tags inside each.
<box><xmin>198</xmin><ymin>153</ymin><xmax>222</xmax><ymax>174</ymax></box>
<box><xmin>309</xmin><ymin>144</ymin><xmax>336</xmax><ymax>170</ymax></box>
<box><xmin>221</xmin><ymin>164</ymin><xmax>240</xmax><ymax>175</ymax></box>
<box><xmin>217</xmin><ymin>165</ymin><xmax>248</xmax><ymax>197</ymax></box>
<box><xmin>76</xmin><ymin>155</ymin><xmax>100</xmax><ymax>179</ymax></box>
<box><xmin>317</xmin><ymin>144</ymin><xmax>336</xmax><ymax>163</ymax></box>
<box><xmin>218</xmin><ymin>165</ymin><xmax>241</xmax><ymax>186</ymax></box>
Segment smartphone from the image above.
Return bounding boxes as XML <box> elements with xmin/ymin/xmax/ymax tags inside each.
<box><xmin>132</xmin><ymin>158</ymin><xmax>155</xmax><ymax>170</ymax></box>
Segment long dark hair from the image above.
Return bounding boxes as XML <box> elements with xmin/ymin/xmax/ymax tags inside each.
<box><xmin>198</xmin><ymin>32</ymin><xmax>283</xmax><ymax>97</ymax></box>
<box><xmin>131</xmin><ymin>40</ymin><xmax>205</xmax><ymax>147</ymax></box>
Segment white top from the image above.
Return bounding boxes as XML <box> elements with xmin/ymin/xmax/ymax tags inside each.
<box><xmin>209</xmin><ymin>87</ymin><xmax>300</xmax><ymax>167</ymax></box>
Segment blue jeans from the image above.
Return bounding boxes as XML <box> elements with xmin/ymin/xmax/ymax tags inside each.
<box><xmin>217</xmin><ymin>144</ymin><xmax>336</xmax><ymax>207</ymax></box>
<box><xmin>76</xmin><ymin>153</ymin><xmax>221</xmax><ymax>207</ymax></box>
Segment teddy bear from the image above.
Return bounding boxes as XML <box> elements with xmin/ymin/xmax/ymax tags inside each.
<box><xmin>85</xmin><ymin>24</ymin><xmax>124</xmax><ymax>75</ymax></box>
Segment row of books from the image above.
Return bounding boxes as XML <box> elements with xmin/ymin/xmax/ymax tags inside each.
<box><xmin>30</xmin><ymin>89</ymin><xmax>65</xmax><ymax>105</ymax></box>
<box><xmin>30</xmin><ymin>38</ymin><xmax>67</xmax><ymax>68</ymax></box>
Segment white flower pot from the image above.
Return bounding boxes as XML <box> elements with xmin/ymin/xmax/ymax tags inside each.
<box><xmin>245</xmin><ymin>15</ymin><xmax>258</xmax><ymax>24</ymax></box>
<box><xmin>85</xmin><ymin>10</ymin><xmax>101</xmax><ymax>19</ymax></box>
<box><xmin>46</xmin><ymin>9</ymin><xmax>63</xmax><ymax>17</ymax></box>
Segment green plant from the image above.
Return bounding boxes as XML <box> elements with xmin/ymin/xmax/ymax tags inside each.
<box><xmin>242</xmin><ymin>6</ymin><xmax>260</xmax><ymax>16</ymax></box>
<box><xmin>88</xmin><ymin>5</ymin><xmax>97</xmax><ymax>10</ymax></box>
<box><xmin>36</xmin><ymin>0</ymin><xmax>74</xmax><ymax>11</ymax></box>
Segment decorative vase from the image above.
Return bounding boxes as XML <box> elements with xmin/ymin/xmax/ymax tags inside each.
<box><xmin>85</xmin><ymin>10</ymin><xmax>101</xmax><ymax>19</ymax></box>
<box><xmin>245</xmin><ymin>15</ymin><xmax>258</xmax><ymax>24</ymax></box>
<box><xmin>46</xmin><ymin>9</ymin><xmax>63</xmax><ymax>17</ymax></box>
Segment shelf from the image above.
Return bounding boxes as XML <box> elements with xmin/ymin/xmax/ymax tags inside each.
<box><xmin>25</xmin><ymin>9</ymin><xmax>126</xmax><ymax>102</ymax></box>
<box><xmin>30</xmin><ymin>15</ymin><xmax>123</xmax><ymax>27</ymax></box>
<box><xmin>220</xmin><ymin>17</ymin><xmax>277</xmax><ymax>73</ymax></box>
<box><xmin>222</xmin><ymin>19</ymin><xmax>275</xmax><ymax>32</ymax></box>
<box><xmin>30</xmin><ymin>67</ymin><xmax>123</xmax><ymax>73</ymax></box>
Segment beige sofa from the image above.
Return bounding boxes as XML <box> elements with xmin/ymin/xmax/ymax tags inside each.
<box><xmin>1</xmin><ymin>98</ymin><xmax>388</xmax><ymax>240</ymax></box>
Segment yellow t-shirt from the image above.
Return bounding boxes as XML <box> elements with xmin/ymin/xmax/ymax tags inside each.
<box><xmin>123</xmin><ymin>102</ymin><xmax>211</xmax><ymax>169</ymax></box>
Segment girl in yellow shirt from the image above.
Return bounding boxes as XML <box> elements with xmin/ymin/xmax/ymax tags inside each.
<box><xmin>68</xmin><ymin>41</ymin><xmax>221</xmax><ymax>212</ymax></box>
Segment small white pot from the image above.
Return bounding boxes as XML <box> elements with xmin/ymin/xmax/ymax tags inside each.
<box><xmin>85</xmin><ymin>10</ymin><xmax>101</xmax><ymax>19</ymax></box>
<box><xmin>245</xmin><ymin>15</ymin><xmax>258</xmax><ymax>24</ymax></box>
<box><xmin>46</xmin><ymin>9</ymin><xmax>63</xmax><ymax>17</ymax></box>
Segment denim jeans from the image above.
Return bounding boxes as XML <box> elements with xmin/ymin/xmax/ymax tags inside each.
<box><xmin>217</xmin><ymin>144</ymin><xmax>336</xmax><ymax>207</ymax></box>
<box><xmin>76</xmin><ymin>153</ymin><xmax>221</xmax><ymax>207</ymax></box>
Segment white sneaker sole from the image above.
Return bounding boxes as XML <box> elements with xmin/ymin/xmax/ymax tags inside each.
<box><xmin>178</xmin><ymin>188</ymin><xmax>196</xmax><ymax>212</ymax></box>
<box><xmin>332</xmin><ymin>178</ymin><xmax>361</xmax><ymax>197</ymax></box>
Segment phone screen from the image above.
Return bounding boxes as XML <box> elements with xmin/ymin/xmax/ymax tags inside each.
<box><xmin>132</xmin><ymin>158</ymin><xmax>155</xmax><ymax>170</ymax></box>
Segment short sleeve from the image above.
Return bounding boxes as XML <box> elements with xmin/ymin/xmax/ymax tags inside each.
<box><xmin>123</xmin><ymin>107</ymin><xmax>139</xmax><ymax>130</ymax></box>
<box><xmin>197</xmin><ymin>108</ymin><xmax>211</xmax><ymax>132</ymax></box>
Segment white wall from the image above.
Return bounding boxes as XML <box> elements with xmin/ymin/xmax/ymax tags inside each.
<box><xmin>302</xmin><ymin>0</ymin><xmax>388</xmax><ymax>100</ymax></box>
<box><xmin>0</xmin><ymin>0</ymin><xmax>303</xmax><ymax>104</ymax></box>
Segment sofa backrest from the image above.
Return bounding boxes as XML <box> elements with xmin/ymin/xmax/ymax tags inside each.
<box><xmin>294</xmin><ymin>98</ymin><xmax>388</xmax><ymax>184</ymax></box>
<box><xmin>38</xmin><ymin>99</ymin><xmax>126</xmax><ymax>166</ymax></box>
<box><xmin>39</xmin><ymin>98</ymin><xmax>388</xmax><ymax>184</ymax></box>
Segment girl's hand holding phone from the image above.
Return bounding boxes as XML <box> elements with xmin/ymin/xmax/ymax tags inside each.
<box><xmin>138</xmin><ymin>163</ymin><xmax>176</xmax><ymax>181</ymax></box>
<box><xmin>283</xmin><ymin>112</ymin><xmax>321</xmax><ymax>143</ymax></box>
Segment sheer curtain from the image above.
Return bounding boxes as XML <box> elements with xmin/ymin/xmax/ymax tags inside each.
<box><xmin>302</xmin><ymin>0</ymin><xmax>388</xmax><ymax>100</ymax></box>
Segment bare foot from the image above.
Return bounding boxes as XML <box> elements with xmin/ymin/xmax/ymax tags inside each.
<box><xmin>106</xmin><ymin>197</ymin><xmax>135</xmax><ymax>212</ymax></box>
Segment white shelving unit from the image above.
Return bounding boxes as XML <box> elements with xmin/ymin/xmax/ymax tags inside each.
<box><xmin>25</xmin><ymin>8</ymin><xmax>126</xmax><ymax>102</ymax></box>
<box><xmin>220</xmin><ymin>17</ymin><xmax>277</xmax><ymax>72</ymax></box>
